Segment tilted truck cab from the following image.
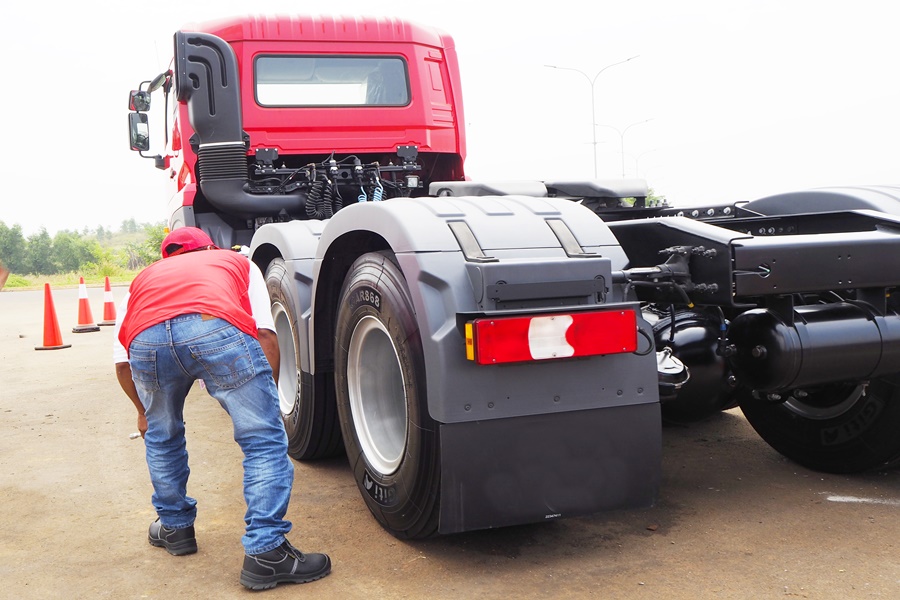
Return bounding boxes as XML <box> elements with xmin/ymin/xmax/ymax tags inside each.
<box><xmin>129</xmin><ymin>14</ymin><xmax>900</xmax><ymax>538</ymax></box>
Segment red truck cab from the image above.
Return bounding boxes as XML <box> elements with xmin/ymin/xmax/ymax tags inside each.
<box><xmin>136</xmin><ymin>15</ymin><xmax>468</xmax><ymax>242</ymax></box>
<box><xmin>204</xmin><ymin>15</ymin><xmax>467</xmax><ymax>165</ymax></box>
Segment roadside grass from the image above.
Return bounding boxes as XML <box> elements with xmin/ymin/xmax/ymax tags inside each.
<box><xmin>3</xmin><ymin>270</ymin><xmax>139</xmax><ymax>291</ymax></box>
<box><xmin>1</xmin><ymin>221</ymin><xmax>164</xmax><ymax>292</ymax></box>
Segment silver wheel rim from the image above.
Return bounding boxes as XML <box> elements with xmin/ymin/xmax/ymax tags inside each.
<box><xmin>348</xmin><ymin>315</ymin><xmax>408</xmax><ymax>475</ymax></box>
<box><xmin>782</xmin><ymin>383</ymin><xmax>867</xmax><ymax>420</ymax></box>
<box><xmin>271</xmin><ymin>300</ymin><xmax>299</xmax><ymax>416</ymax></box>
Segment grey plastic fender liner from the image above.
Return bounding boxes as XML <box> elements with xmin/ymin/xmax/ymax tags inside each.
<box><xmin>313</xmin><ymin>196</ymin><xmax>659</xmax><ymax>425</ymax></box>
<box><xmin>316</xmin><ymin>195</ymin><xmax>627</xmax><ymax>257</ymax></box>
<box><xmin>250</xmin><ymin>220</ymin><xmax>327</xmax><ymax>261</ymax></box>
<box><xmin>250</xmin><ymin>221</ymin><xmax>326</xmax><ymax>374</ymax></box>
<box><xmin>168</xmin><ymin>205</ymin><xmax>196</xmax><ymax>230</ymax></box>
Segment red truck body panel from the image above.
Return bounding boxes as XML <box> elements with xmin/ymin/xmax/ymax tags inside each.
<box><xmin>182</xmin><ymin>15</ymin><xmax>467</xmax><ymax>160</ymax></box>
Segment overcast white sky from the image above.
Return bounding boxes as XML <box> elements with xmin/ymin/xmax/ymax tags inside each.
<box><xmin>3</xmin><ymin>0</ymin><xmax>898</xmax><ymax>235</ymax></box>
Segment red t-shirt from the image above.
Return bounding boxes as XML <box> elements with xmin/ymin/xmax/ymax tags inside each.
<box><xmin>117</xmin><ymin>250</ymin><xmax>258</xmax><ymax>352</ymax></box>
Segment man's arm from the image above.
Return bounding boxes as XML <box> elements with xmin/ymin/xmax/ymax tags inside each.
<box><xmin>245</xmin><ymin>259</ymin><xmax>280</xmax><ymax>384</ymax></box>
<box><xmin>111</xmin><ymin>293</ymin><xmax>146</xmax><ymax>436</ymax></box>
<box><xmin>116</xmin><ymin>362</ymin><xmax>147</xmax><ymax>438</ymax></box>
<box><xmin>257</xmin><ymin>329</ymin><xmax>280</xmax><ymax>384</ymax></box>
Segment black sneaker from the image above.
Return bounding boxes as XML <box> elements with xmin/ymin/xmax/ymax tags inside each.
<box><xmin>148</xmin><ymin>519</ymin><xmax>198</xmax><ymax>556</ymax></box>
<box><xmin>240</xmin><ymin>540</ymin><xmax>331</xmax><ymax>590</ymax></box>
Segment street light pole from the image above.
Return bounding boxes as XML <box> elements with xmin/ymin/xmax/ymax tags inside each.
<box><xmin>619</xmin><ymin>119</ymin><xmax>653</xmax><ymax>177</ymax></box>
<box><xmin>634</xmin><ymin>148</ymin><xmax>659</xmax><ymax>179</ymax></box>
<box><xmin>545</xmin><ymin>56</ymin><xmax>638</xmax><ymax>178</ymax></box>
<box><xmin>596</xmin><ymin>119</ymin><xmax>653</xmax><ymax>177</ymax></box>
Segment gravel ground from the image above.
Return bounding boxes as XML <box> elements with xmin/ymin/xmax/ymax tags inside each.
<box><xmin>2</xmin><ymin>286</ymin><xmax>899</xmax><ymax>599</ymax></box>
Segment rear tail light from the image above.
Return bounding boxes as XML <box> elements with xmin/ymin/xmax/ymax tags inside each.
<box><xmin>465</xmin><ymin>310</ymin><xmax>638</xmax><ymax>365</ymax></box>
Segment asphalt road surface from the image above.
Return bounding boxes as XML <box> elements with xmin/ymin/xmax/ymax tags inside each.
<box><xmin>2</xmin><ymin>285</ymin><xmax>899</xmax><ymax>599</ymax></box>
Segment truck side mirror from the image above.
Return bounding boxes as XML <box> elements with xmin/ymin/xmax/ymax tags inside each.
<box><xmin>129</xmin><ymin>90</ymin><xmax>151</xmax><ymax>112</ymax></box>
<box><xmin>128</xmin><ymin>112</ymin><xmax>150</xmax><ymax>152</ymax></box>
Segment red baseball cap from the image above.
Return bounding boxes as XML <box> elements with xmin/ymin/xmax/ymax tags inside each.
<box><xmin>160</xmin><ymin>227</ymin><xmax>218</xmax><ymax>258</ymax></box>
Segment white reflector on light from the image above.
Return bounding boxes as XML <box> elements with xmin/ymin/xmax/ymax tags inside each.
<box><xmin>466</xmin><ymin>310</ymin><xmax>638</xmax><ymax>365</ymax></box>
<box><xmin>528</xmin><ymin>315</ymin><xmax>575</xmax><ymax>359</ymax></box>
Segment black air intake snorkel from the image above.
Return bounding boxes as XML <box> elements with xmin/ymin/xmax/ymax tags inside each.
<box><xmin>174</xmin><ymin>31</ymin><xmax>304</xmax><ymax>220</ymax></box>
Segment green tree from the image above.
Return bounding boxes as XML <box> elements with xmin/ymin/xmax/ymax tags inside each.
<box><xmin>51</xmin><ymin>230</ymin><xmax>100</xmax><ymax>273</ymax></box>
<box><xmin>121</xmin><ymin>218</ymin><xmax>138</xmax><ymax>234</ymax></box>
<box><xmin>124</xmin><ymin>221</ymin><xmax>167</xmax><ymax>269</ymax></box>
<box><xmin>0</xmin><ymin>221</ymin><xmax>27</xmax><ymax>272</ymax></box>
<box><xmin>82</xmin><ymin>245</ymin><xmax>126</xmax><ymax>278</ymax></box>
<box><xmin>25</xmin><ymin>229</ymin><xmax>55</xmax><ymax>274</ymax></box>
<box><xmin>144</xmin><ymin>222</ymin><xmax>167</xmax><ymax>257</ymax></box>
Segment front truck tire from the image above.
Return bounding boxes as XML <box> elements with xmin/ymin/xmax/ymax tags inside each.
<box><xmin>334</xmin><ymin>251</ymin><xmax>440</xmax><ymax>539</ymax></box>
<box><xmin>739</xmin><ymin>376</ymin><xmax>900</xmax><ymax>473</ymax></box>
<box><xmin>265</xmin><ymin>258</ymin><xmax>343</xmax><ymax>460</ymax></box>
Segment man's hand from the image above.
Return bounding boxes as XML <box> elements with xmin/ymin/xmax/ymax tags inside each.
<box><xmin>116</xmin><ymin>362</ymin><xmax>147</xmax><ymax>438</ymax></box>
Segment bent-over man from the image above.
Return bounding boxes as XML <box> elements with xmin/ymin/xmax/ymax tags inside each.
<box><xmin>113</xmin><ymin>227</ymin><xmax>330</xmax><ymax>591</ymax></box>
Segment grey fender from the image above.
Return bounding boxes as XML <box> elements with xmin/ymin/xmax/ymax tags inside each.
<box><xmin>317</xmin><ymin>194</ymin><xmax>629</xmax><ymax>260</ymax></box>
<box><xmin>314</xmin><ymin>195</ymin><xmax>656</xmax><ymax>424</ymax></box>
<box><xmin>251</xmin><ymin>219</ymin><xmax>327</xmax><ymax>260</ymax></box>
<box><xmin>250</xmin><ymin>220</ymin><xmax>328</xmax><ymax>373</ymax></box>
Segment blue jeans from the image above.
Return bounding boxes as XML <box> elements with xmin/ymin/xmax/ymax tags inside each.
<box><xmin>129</xmin><ymin>314</ymin><xmax>293</xmax><ymax>555</ymax></box>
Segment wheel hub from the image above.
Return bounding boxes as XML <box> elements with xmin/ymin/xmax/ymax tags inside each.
<box><xmin>347</xmin><ymin>315</ymin><xmax>408</xmax><ymax>475</ymax></box>
<box><xmin>271</xmin><ymin>300</ymin><xmax>299</xmax><ymax>416</ymax></box>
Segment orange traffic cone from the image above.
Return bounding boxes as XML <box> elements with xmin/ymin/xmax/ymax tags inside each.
<box><xmin>73</xmin><ymin>276</ymin><xmax>100</xmax><ymax>333</ymax></box>
<box><xmin>99</xmin><ymin>276</ymin><xmax>117</xmax><ymax>326</ymax></box>
<box><xmin>35</xmin><ymin>283</ymin><xmax>72</xmax><ymax>350</ymax></box>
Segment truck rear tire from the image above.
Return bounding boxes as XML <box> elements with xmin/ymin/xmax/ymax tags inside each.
<box><xmin>739</xmin><ymin>376</ymin><xmax>900</xmax><ymax>473</ymax></box>
<box><xmin>266</xmin><ymin>258</ymin><xmax>342</xmax><ymax>460</ymax></box>
<box><xmin>334</xmin><ymin>251</ymin><xmax>440</xmax><ymax>539</ymax></box>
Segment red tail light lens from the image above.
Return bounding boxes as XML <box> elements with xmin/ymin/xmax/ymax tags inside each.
<box><xmin>465</xmin><ymin>310</ymin><xmax>638</xmax><ymax>365</ymax></box>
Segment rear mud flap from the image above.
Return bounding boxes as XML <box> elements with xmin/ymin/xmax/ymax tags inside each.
<box><xmin>438</xmin><ymin>402</ymin><xmax>661</xmax><ymax>534</ymax></box>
